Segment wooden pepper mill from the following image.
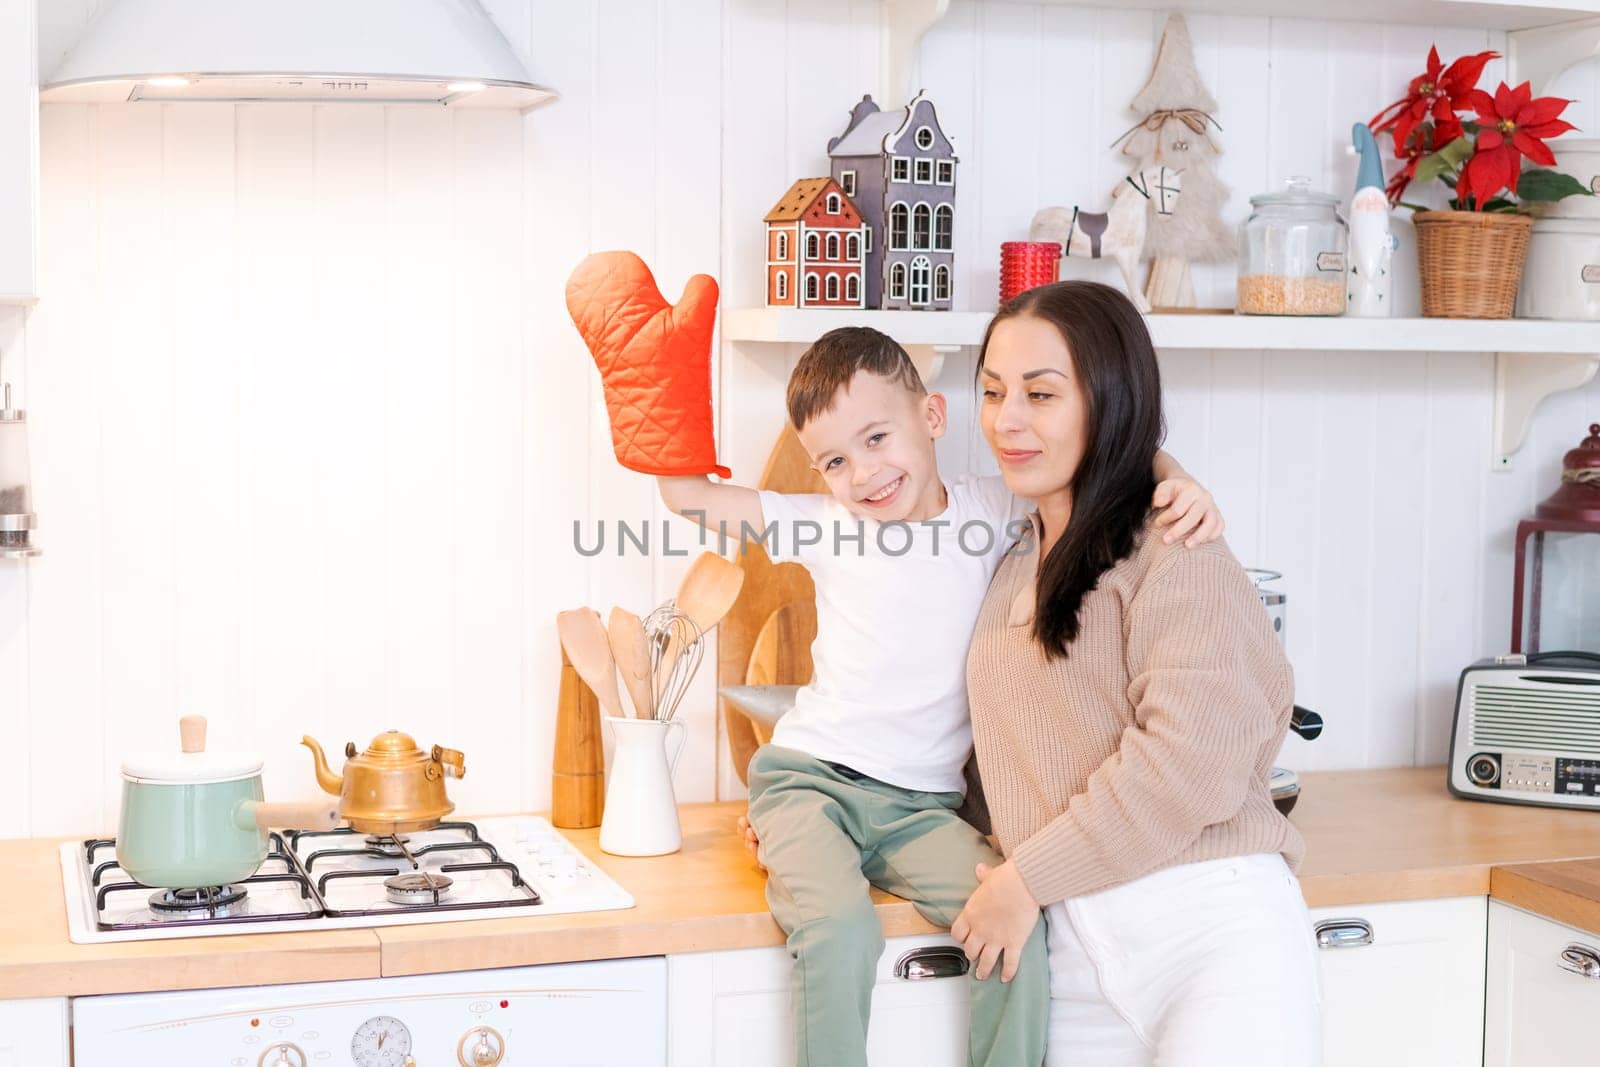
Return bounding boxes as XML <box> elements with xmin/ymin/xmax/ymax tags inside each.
<box><xmin>552</xmin><ymin>644</ymin><xmax>605</xmax><ymax>828</ymax></box>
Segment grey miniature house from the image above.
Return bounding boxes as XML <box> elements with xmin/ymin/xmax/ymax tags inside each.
<box><xmin>828</xmin><ymin>92</ymin><xmax>958</xmax><ymax>311</ymax></box>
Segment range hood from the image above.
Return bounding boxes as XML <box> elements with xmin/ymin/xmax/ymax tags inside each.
<box><xmin>40</xmin><ymin>0</ymin><xmax>555</xmax><ymax>110</ymax></box>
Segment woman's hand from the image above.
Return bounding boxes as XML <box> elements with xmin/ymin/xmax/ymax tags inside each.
<box><xmin>1152</xmin><ymin>477</ymin><xmax>1224</xmax><ymax>547</ymax></box>
<box><xmin>950</xmin><ymin>860</ymin><xmax>1041</xmax><ymax>982</ymax></box>
<box><xmin>737</xmin><ymin>814</ymin><xmax>766</xmax><ymax>870</ymax></box>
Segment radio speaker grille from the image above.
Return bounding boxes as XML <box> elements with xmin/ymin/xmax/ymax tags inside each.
<box><xmin>1471</xmin><ymin>682</ymin><xmax>1600</xmax><ymax>756</ymax></box>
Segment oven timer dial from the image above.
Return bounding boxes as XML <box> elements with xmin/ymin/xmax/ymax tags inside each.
<box><xmin>352</xmin><ymin>1015</ymin><xmax>414</xmax><ymax>1067</ymax></box>
<box><xmin>458</xmin><ymin>1024</ymin><xmax>505</xmax><ymax>1066</ymax></box>
<box><xmin>256</xmin><ymin>1044</ymin><xmax>306</xmax><ymax>1067</ymax></box>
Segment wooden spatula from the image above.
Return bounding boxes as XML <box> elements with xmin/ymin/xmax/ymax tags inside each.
<box><xmin>678</xmin><ymin>551</ymin><xmax>746</xmax><ymax>633</ymax></box>
<box><xmin>556</xmin><ymin>608</ymin><xmax>626</xmax><ymax>720</ymax></box>
<box><xmin>656</xmin><ymin>552</ymin><xmax>746</xmax><ymax>691</ymax></box>
<box><xmin>607</xmin><ymin>606</ymin><xmax>654</xmax><ymax>719</ymax></box>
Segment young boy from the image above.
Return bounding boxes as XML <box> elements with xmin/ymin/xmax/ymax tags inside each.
<box><xmin>656</xmin><ymin>327</ymin><xmax>1217</xmax><ymax>1067</ymax></box>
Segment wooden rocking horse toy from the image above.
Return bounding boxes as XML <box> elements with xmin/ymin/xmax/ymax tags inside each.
<box><xmin>1028</xmin><ymin>163</ymin><xmax>1183</xmax><ymax>313</ymax></box>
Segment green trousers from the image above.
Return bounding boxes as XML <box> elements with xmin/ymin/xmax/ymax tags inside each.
<box><xmin>746</xmin><ymin>744</ymin><xmax>1048</xmax><ymax>1067</ymax></box>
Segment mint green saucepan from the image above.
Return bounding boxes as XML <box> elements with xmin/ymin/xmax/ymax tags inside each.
<box><xmin>116</xmin><ymin>716</ymin><xmax>339</xmax><ymax>889</ymax></box>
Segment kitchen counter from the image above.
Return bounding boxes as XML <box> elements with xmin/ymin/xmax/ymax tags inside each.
<box><xmin>1492</xmin><ymin>858</ymin><xmax>1600</xmax><ymax>936</ymax></box>
<box><xmin>1292</xmin><ymin>767</ymin><xmax>1600</xmax><ymax>906</ymax></box>
<box><xmin>0</xmin><ymin>835</ymin><xmax>382</xmax><ymax>998</ymax></box>
<box><xmin>8</xmin><ymin>766</ymin><xmax>1600</xmax><ymax>998</ymax></box>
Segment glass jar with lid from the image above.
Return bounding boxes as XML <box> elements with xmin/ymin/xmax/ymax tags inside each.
<box><xmin>1238</xmin><ymin>176</ymin><xmax>1348</xmax><ymax>316</ymax></box>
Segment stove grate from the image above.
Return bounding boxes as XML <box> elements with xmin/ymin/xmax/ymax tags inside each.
<box><xmin>319</xmin><ymin>860</ymin><xmax>540</xmax><ymax>917</ymax></box>
<box><xmin>77</xmin><ymin>820</ymin><xmax>549</xmax><ymax>932</ymax></box>
<box><xmin>92</xmin><ymin>873</ymin><xmax>320</xmax><ymax>931</ymax></box>
<box><xmin>302</xmin><ymin>838</ymin><xmax>501</xmax><ymax>873</ymax></box>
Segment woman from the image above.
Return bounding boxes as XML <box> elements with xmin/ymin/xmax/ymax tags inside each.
<box><xmin>949</xmin><ymin>281</ymin><xmax>1320</xmax><ymax>1066</ymax></box>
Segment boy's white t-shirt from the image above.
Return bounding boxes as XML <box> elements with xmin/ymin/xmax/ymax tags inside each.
<box><xmin>755</xmin><ymin>475</ymin><xmax>1031</xmax><ymax>794</ymax></box>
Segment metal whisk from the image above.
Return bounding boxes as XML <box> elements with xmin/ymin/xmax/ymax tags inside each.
<box><xmin>643</xmin><ymin>602</ymin><xmax>703</xmax><ymax>722</ymax></box>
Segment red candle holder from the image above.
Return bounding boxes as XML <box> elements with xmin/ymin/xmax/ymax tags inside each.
<box><xmin>999</xmin><ymin>241</ymin><xmax>1061</xmax><ymax>305</ymax></box>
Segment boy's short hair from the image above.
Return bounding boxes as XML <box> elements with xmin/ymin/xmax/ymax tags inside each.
<box><xmin>786</xmin><ymin>326</ymin><xmax>927</xmax><ymax>430</ymax></box>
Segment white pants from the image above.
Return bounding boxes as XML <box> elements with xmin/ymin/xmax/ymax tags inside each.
<box><xmin>1044</xmin><ymin>852</ymin><xmax>1322</xmax><ymax>1067</ymax></box>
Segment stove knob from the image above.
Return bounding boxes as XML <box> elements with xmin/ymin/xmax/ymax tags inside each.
<box><xmin>457</xmin><ymin>1025</ymin><xmax>504</xmax><ymax>1066</ymax></box>
<box><xmin>257</xmin><ymin>1043</ymin><xmax>307</xmax><ymax>1067</ymax></box>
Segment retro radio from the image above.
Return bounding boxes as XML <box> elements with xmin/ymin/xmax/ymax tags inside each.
<box><xmin>1449</xmin><ymin>652</ymin><xmax>1600</xmax><ymax>810</ymax></box>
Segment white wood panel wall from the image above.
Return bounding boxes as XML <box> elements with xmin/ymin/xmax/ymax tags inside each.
<box><xmin>4</xmin><ymin>0</ymin><xmax>1600</xmax><ymax>838</ymax></box>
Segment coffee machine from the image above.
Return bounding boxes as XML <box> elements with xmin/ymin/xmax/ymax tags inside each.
<box><xmin>1249</xmin><ymin>570</ymin><xmax>1321</xmax><ymax>814</ymax></box>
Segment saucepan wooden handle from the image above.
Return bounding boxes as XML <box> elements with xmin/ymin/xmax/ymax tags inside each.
<box><xmin>251</xmin><ymin>800</ymin><xmax>341</xmax><ymax>832</ymax></box>
<box><xmin>179</xmin><ymin>715</ymin><xmax>207</xmax><ymax>754</ymax></box>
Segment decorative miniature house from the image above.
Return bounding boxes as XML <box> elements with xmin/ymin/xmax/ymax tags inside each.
<box><xmin>764</xmin><ymin>177</ymin><xmax>868</xmax><ymax>309</ymax></box>
<box><xmin>828</xmin><ymin>92</ymin><xmax>958</xmax><ymax>311</ymax></box>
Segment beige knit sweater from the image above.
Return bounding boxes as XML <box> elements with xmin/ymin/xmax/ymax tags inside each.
<box><xmin>966</xmin><ymin>512</ymin><xmax>1304</xmax><ymax>907</ymax></box>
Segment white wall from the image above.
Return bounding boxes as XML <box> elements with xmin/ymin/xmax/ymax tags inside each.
<box><xmin>3</xmin><ymin>0</ymin><xmax>1599</xmax><ymax>839</ymax></box>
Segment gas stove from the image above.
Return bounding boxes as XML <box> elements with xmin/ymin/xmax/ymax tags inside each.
<box><xmin>60</xmin><ymin>816</ymin><xmax>634</xmax><ymax>944</ymax></box>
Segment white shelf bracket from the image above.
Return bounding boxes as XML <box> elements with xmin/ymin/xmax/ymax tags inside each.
<box><xmin>904</xmin><ymin>343</ymin><xmax>961</xmax><ymax>386</ymax></box>
<box><xmin>1493</xmin><ymin>351</ymin><xmax>1600</xmax><ymax>470</ymax></box>
<box><xmin>1509</xmin><ymin>16</ymin><xmax>1600</xmax><ymax>96</ymax></box>
<box><xmin>882</xmin><ymin>0</ymin><xmax>950</xmax><ymax>110</ymax></box>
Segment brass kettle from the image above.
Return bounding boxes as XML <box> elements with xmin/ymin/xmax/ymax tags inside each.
<box><xmin>301</xmin><ymin>731</ymin><xmax>466</xmax><ymax>834</ymax></box>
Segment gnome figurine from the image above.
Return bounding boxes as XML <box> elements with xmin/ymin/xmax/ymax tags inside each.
<box><xmin>1347</xmin><ymin>122</ymin><xmax>1396</xmax><ymax>317</ymax></box>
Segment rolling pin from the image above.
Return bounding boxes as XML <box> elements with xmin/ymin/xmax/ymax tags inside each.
<box><xmin>552</xmin><ymin>642</ymin><xmax>605</xmax><ymax>828</ymax></box>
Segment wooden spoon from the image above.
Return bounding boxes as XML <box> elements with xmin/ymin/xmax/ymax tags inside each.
<box><xmin>656</xmin><ymin>552</ymin><xmax>746</xmax><ymax>691</ymax></box>
<box><xmin>607</xmin><ymin>606</ymin><xmax>654</xmax><ymax>720</ymax></box>
<box><xmin>556</xmin><ymin>609</ymin><xmax>627</xmax><ymax>719</ymax></box>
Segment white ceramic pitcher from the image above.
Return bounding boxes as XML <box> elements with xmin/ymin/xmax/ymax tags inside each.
<box><xmin>599</xmin><ymin>717</ymin><xmax>687</xmax><ymax>857</ymax></box>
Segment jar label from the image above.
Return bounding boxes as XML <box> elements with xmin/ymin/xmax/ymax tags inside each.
<box><xmin>1316</xmin><ymin>252</ymin><xmax>1345</xmax><ymax>272</ymax></box>
<box><xmin>1583</xmin><ymin>265</ymin><xmax>1600</xmax><ymax>284</ymax></box>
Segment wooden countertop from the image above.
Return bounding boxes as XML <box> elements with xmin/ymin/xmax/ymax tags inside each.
<box><xmin>374</xmin><ymin>803</ymin><xmax>898</xmax><ymax>979</ymax></box>
<box><xmin>9</xmin><ymin>766</ymin><xmax>1600</xmax><ymax>999</ymax></box>
<box><xmin>1492</xmin><ymin>859</ymin><xmax>1600</xmax><ymax>935</ymax></box>
<box><xmin>0</xmin><ymin>836</ymin><xmax>381</xmax><ymax>999</ymax></box>
<box><xmin>1291</xmin><ymin>767</ymin><xmax>1600</xmax><ymax>906</ymax></box>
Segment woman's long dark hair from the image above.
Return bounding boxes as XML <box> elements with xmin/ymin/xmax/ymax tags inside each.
<box><xmin>979</xmin><ymin>281</ymin><xmax>1165</xmax><ymax>659</ymax></box>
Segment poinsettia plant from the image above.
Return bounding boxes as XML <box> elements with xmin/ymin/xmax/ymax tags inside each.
<box><xmin>1371</xmin><ymin>46</ymin><xmax>1591</xmax><ymax>212</ymax></box>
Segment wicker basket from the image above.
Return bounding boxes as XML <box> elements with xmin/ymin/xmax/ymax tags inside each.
<box><xmin>1413</xmin><ymin>210</ymin><xmax>1533</xmax><ymax>319</ymax></box>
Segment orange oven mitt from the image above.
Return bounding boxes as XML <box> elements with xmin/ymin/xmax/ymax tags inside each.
<box><xmin>565</xmin><ymin>250</ymin><xmax>731</xmax><ymax>479</ymax></box>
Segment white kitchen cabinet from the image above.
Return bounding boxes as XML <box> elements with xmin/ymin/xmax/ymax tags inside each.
<box><xmin>1485</xmin><ymin>901</ymin><xmax>1600</xmax><ymax>1065</ymax></box>
<box><xmin>668</xmin><ymin>934</ymin><xmax>970</xmax><ymax>1066</ymax></box>
<box><xmin>0</xmin><ymin>0</ymin><xmax>38</xmax><ymax>304</ymax></box>
<box><xmin>0</xmin><ymin>998</ymin><xmax>69</xmax><ymax>1067</ymax></box>
<box><xmin>1311</xmin><ymin>896</ymin><xmax>1487</xmax><ymax>1067</ymax></box>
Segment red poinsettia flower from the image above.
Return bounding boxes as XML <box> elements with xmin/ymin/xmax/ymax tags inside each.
<box><xmin>1385</xmin><ymin>151</ymin><xmax>1421</xmax><ymax>206</ymax></box>
<box><xmin>1459</xmin><ymin>81</ymin><xmax>1577</xmax><ymax>208</ymax></box>
<box><xmin>1370</xmin><ymin>47</ymin><xmax>1498</xmax><ymax>160</ymax></box>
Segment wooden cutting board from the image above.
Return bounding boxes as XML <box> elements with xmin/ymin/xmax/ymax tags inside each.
<box><xmin>718</xmin><ymin>425</ymin><xmax>823</xmax><ymax>786</ymax></box>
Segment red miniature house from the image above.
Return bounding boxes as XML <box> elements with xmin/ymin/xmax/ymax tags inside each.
<box><xmin>764</xmin><ymin>177</ymin><xmax>868</xmax><ymax>309</ymax></box>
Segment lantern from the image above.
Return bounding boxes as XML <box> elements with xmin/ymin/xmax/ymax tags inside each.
<box><xmin>1511</xmin><ymin>423</ymin><xmax>1600</xmax><ymax>654</ymax></box>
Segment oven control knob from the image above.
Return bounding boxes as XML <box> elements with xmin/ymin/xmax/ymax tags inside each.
<box><xmin>257</xmin><ymin>1043</ymin><xmax>307</xmax><ymax>1067</ymax></box>
<box><xmin>457</xmin><ymin>1025</ymin><xmax>505</xmax><ymax>1066</ymax></box>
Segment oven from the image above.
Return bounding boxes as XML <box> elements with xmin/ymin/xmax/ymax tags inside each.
<box><xmin>72</xmin><ymin>956</ymin><xmax>667</xmax><ymax>1066</ymax></box>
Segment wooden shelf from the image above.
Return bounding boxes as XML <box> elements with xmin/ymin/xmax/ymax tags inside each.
<box><xmin>1019</xmin><ymin>0</ymin><xmax>1600</xmax><ymax>32</ymax></box>
<box><xmin>724</xmin><ymin>307</ymin><xmax>1600</xmax><ymax>470</ymax></box>
<box><xmin>876</xmin><ymin>2</ymin><xmax>1600</xmax><ymax>113</ymax></box>
<box><xmin>724</xmin><ymin>307</ymin><xmax>1600</xmax><ymax>355</ymax></box>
